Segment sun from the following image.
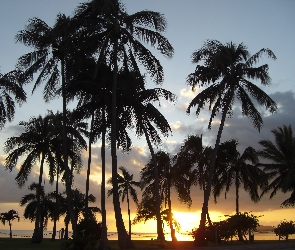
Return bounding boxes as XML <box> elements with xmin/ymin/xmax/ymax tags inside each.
<box><xmin>171</xmin><ymin>210</ymin><xmax>227</xmax><ymax>241</ymax></box>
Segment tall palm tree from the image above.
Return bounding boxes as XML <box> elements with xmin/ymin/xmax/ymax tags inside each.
<box><xmin>4</xmin><ymin>112</ymin><xmax>59</xmax><ymax>243</ymax></box>
<box><xmin>258</xmin><ymin>125</ymin><xmax>295</xmax><ymax>207</ymax></box>
<box><xmin>0</xmin><ymin>70</ymin><xmax>26</xmax><ymax>129</ymax></box>
<box><xmin>186</xmin><ymin>40</ymin><xmax>277</xmax><ymax>245</ymax></box>
<box><xmin>20</xmin><ymin>183</ymin><xmax>55</xmax><ymax>239</ymax></box>
<box><xmin>16</xmin><ymin>13</ymin><xmax>80</xmax><ymax>236</ymax></box>
<box><xmin>71</xmin><ymin>62</ymin><xmax>111</xmax><ymax>249</ymax></box>
<box><xmin>0</xmin><ymin>209</ymin><xmax>20</xmax><ymax>238</ymax></box>
<box><xmin>107</xmin><ymin>166</ymin><xmax>140</xmax><ymax>240</ymax></box>
<box><xmin>74</xmin><ymin>1</ymin><xmax>173</xmax><ymax>246</ymax></box>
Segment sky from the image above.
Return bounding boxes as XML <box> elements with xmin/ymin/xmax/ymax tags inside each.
<box><xmin>0</xmin><ymin>0</ymin><xmax>294</xmax><ymax>240</ymax></box>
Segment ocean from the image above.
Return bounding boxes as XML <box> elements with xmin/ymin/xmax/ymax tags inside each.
<box><xmin>1</xmin><ymin>229</ymin><xmax>294</xmax><ymax>241</ymax></box>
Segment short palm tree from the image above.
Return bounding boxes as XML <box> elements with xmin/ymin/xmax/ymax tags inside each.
<box><xmin>59</xmin><ymin>188</ymin><xmax>100</xmax><ymax>239</ymax></box>
<box><xmin>186</xmin><ymin>40</ymin><xmax>277</xmax><ymax>245</ymax></box>
<box><xmin>119</xmin><ymin>81</ymin><xmax>176</xmax><ymax>241</ymax></box>
<box><xmin>174</xmin><ymin>135</ymin><xmax>213</xmax><ymax>224</ymax></box>
<box><xmin>0</xmin><ymin>70</ymin><xmax>26</xmax><ymax>129</ymax></box>
<box><xmin>258</xmin><ymin>125</ymin><xmax>295</xmax><ymax>207</ymax></box>
<box><xmin>140</xmin><ymin>151</ymin><xmax>189</xmax><ymax>242</ymax></box>
<box><xmin>213</xmin><ymin>139</ymin><xmax>266</xmax><ymax>242</ymax></box>
<box><xmin>107</xmin><ymin>166</ymin><xmax>141</xmax><ymax>240</ymax></box>
<box><xmin>4</xmin><ymin>112</ymin><xmax>59</xmax><ymax>242</ymax></box>
<box><xmin>0</xmin><ymin>209</ymin><xmax>20</xmax><ymax>238</ymax></box>
<box><xmin>213</xmin><ymin>139</ymin><xmax>265</xmax><ymax>213</ymax></box>
<box><xmin>45</xmin><ymin>110</ymin><xmax>86</xmax><ymax>240</ymax></box>
<box><xmin>20</xmin><ymin>183</ymin><xmax>55</xmax><ymax>239</ymax></box>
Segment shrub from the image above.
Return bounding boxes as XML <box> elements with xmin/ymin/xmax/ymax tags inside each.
<box><xmin>274</xmin><ymin>220</ymin><xmax>295</xmax><ymax>241</ymax></box>
<box><xmin>191</xmin><ymin>212</ymin><xmax>261</xmax><ymax>245</ymax></box>
<box><xmin>62</xmin><ymin>216</ymin><xmax>102</xmax><ymax>250</ymax></box>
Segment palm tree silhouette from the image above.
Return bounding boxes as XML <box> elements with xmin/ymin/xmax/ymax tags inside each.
<box><xmin>213</xmin><ymin>139</ymin><xmax>264</xmax><ymax>213</ymax></box>
<box><xmin>213</xmin><ymin>139</ymin><xmax>266</xmax><ymax>241</ymax></box>
<box><xmin>16</xmin><ymin>13</ymin><xmax>80</xmax><ymax>236</ymax></box>
<box><xmin>140</xmin><ymin>150</ymin><xmax>189</xmax><ymax>242</ymax></box>
<box><xmin>0</xmin><ymin>70</ymin><xmax>26</xmax><ymax>129</ymax></box>
<box><xmin>4</xmin><ymin>112</ymin><xmax>60</xmax><ymax>242</ymax></box>
<box><xmin>74</xmin><ymin>1</ymin><xmax>173</xmax><ymax>245</ymax></box>
<box><xmin>258</xmin><ymin>125</ymin><xmax>295</xmax><ymax>207</ymax></box>
<box><xmin>174</xmin><ymin>135</ymin><xmax>213</xmax><ymax>223</ymax></box>
<box><xmin>0</xmin><ymin>209</ymin><xmax>20</xmax><ymax>238</ymax></box>
<box><xmin>47</xmin><ymin>110</ymin><xmax>87</xmax><ymax>240</ymax></box>
<box><xmin>107</xmin><ymin>166</ymin><xmax>140</xmax><ymax>240</ymax></box>
<box><xmin>20</xmin><ymin>183</ymin><xmax>55</xmax><ymax>239</ymax></box>
<box><xmin>186</xmin><ymin>40</ymin><xmax>277</xmax><ymax>245</ymax></box>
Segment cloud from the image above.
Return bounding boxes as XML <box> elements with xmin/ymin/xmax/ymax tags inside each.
<box><xmin>179</xmin><ymin>87</ymin><xmax>197</xmax><ymax>99</ymax></box>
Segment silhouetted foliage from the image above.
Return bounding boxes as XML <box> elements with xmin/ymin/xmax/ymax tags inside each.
<box><xmin>0</xmin><ymin>209</ymin><xmax>20</xmax><ymax>239</ymax></box>
<box><xmin>274</xmin><ymin>220</ymin><xmax>295</xmax><ymax>241</ymax></box>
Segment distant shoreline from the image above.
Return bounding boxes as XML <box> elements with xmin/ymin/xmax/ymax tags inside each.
<box><xmin>1</xmin><ymin>229</ymin><xmax>293</xmax><ymax>241</ymax></box>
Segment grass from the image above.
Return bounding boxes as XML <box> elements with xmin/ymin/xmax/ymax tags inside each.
<box><xmin>0</xmin><ymin>238</ymin><xmax>294</xmax><ymax>250</ymax></box>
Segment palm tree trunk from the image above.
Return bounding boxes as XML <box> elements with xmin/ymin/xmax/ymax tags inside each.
<box><xmin>61</xmin><ymin>59</ymin><xmax>77</xmax><ymax>237</ymax></box>
<box><xmin>111</xmin><ymin>39</ymin><xmax>134</xmax><ymax>249</ymax></box>
<box><xmin>127</xmin><ymin>192</ymin><xmax>132</xmax><ymax>240</ymax></box>
<box><xmin>236</xmin><ymin>174</ymin><xmax>240</xmax><ymax>214</ymax></box>
<box><xmin>85</xmin><ymin>110</ymin><xmax>94</xmax><ymax>212</ymax></box>
<box><xmin>167</xmin><ymin>174</ymin><xmax>177</xmax><ymax>242</ymax></box>
<box><xmin>51</xmin><ymin>165</ymin><xmax>59</xmax><ymax>241</ymax></box>
<box><xmin>69</xmin><ymin>135</ymin><xmax>74</xmax><ymax>187</ymax></box>
<box><xmin>9</xmin><ymin>221</ymin><xmax>12</xmax><ymax>239</ymax></box>
<box><xmin>235</xmin><ymin>174</ymin><xmax>244</xmax><ymax>241</ymax></box>
<box><xmin>196</xmin><ymin>90</ymin><xmax>234</xmax><ymax>246</ymax></box>
<box><xmin>100</xmin><ymin>107</ymin><xmax>109</xmax><ymax>250</ymax></box>
<box><xmin>143</xmin><ymin>126</ymin><xmax>165</xmax><ymax>241</ymax></box>
<box><xmin>65</xmin><ymin>220</ymin><xmax>69</xmax><ymax>240</ymax></box>
<box><xmin>32</xmin><ymin>155</ymin><xmax>45</xmax><ymax>243</ymax></box>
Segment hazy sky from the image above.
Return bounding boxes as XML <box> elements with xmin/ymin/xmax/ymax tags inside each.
<box><xmin>0</xmin><ymin>0</ymin><xmax>294</xmax><ymax>239</ymax></box>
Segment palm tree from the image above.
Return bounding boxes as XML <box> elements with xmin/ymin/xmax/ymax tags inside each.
<box><xmin>174</xmin><ymin>135</ymin><xmax>214</xmax><ymax>224</ymax></box>
<box><xmin>60</xmin><ymin>188</ymin><xmax>101</xmax><ymax>239</ymax></box>
<box><xmin>213</xmin><ymin>139</ymin><xmax>266</xmax><ymax>241</ymax></box>
<box><xmin>0</xmin><ymin>209</ymin><xmax>20</xmax><ymax>238</ymax></box>
<box><xmin>0</xmin><ymin>70</ymin><xmax>26</xmax><ymax>129</ymax></box>
<box><xmin>16</xmin><ymin>13</ymin><xmax>80</xmax><ymax>236</ymax></box>
<box><xmin>45</xmin><ymin>110</ymin><xmax>86</xmax><ymax>240</ymax></box>
<box><xmin>213</xmin><ymin>139</ymin><xmax>265</xmax><ymax>213</ymax></box>
<box><xmin>107</xmin><ymin>166</ymin><xmax>140</xmax><ymax>240</ymax></box>
<box><xmin>258</xmin><ymin>125</ymin><xmax>295</xmax><ymax>207</ymax></box>
<box><xmin>74</xmin><ymin>1</ymin><xmax>173</xmax><ymax>246</ymax></box>
<box><xmin>140</xmin><ymin>151</ymin><xmax>189</xmax><ymax>242</ymax></box>
<box><xmin>186</xmin><ymin>40</ymin><xmax>277</xmax><ymax>245</ymax></box>
<box><xmin>119</xmin><ymin>82</ymin><xmax>176</xmax><ymax>241</ymax></box>
<box><xmin>133</xmin><ymin>192</ymin><xmax>180</xmax><ymax>240</ymax></box>
<box><xmin>20</xmin><ymin>183</ymin><xmax>55</xmax><ymax>239</ymax></box>
<box><xmin>4</xmin><ymin>112</ymin><xmax>60</xmax><ymax>243</ymax></box>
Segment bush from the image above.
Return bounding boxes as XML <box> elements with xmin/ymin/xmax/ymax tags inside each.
<box><xmin>62</xmin><ymin>216</ymin><xmax>102</xmax><ymax>250</ymax></box>
<box><xmin>274</xmin><ymin>220</ymin><xmax>295</xmax><ymax>241</ymax></box>
<box><xmin>191</xmin><ymin>212</ymin><xmax>261</xmax><ymax>245</ymax></box>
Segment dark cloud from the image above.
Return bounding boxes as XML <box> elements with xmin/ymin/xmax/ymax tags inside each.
<box><xmin>0</xmin><ymin>155</ymin><xmax>55</xmax><ymax>204</ymax></box>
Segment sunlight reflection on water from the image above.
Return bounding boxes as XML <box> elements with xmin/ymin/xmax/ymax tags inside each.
<box><xmin>0</xmin><ymin>230</ymin><xmax>294</xmax><ymax>241</ymax></box>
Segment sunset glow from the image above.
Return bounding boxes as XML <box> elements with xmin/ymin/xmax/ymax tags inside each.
<box><xmin>0</xmin><ymin>0</ymin><xmax>294</xmax><ymax>244</ymax></box>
